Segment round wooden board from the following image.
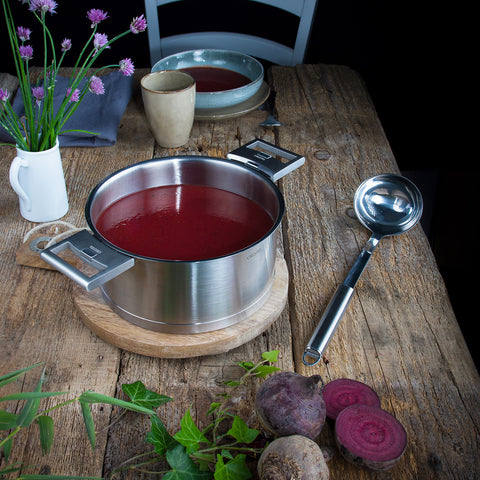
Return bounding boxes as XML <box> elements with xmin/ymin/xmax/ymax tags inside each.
<box><xmin>74</xmin><ymin>256</ymin><xmax>288</xmax><ymax>358</ymax></box>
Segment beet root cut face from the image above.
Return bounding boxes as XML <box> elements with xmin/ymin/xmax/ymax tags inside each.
<box><xmin>322</xmin><ymin>378</ymin><xmax>381</xmax><ymax>420</ymax></box>
<box><xmin>335</xmin><ymin>404</ymin><xmax>407</xmax><ymax>471</ymax></box>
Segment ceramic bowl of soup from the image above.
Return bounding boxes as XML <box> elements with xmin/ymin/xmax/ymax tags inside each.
<box><xmin>152</xmin><ymin>49</ymin><xmax>264</xmax><ymax>109</ymax></box>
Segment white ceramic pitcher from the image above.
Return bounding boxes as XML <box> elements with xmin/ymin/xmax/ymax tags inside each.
<box><xmin>9</xmin><ymin>138</ymin><xmax>69</xmax><ymax>222</ymax></box>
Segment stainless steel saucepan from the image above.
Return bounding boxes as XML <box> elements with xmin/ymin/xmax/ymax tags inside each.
<box><xmin>41</xmin><ymin>139</ymin><xmax>304</xmax><ymax>334</ymax></box>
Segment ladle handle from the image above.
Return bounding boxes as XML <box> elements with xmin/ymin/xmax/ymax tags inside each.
<box><xmin>303</xmin><ymin>284</ymin><xmax>354</xmax><ymax>366</ymax></box>
<box><xmin>303</xmin><ymin>235</ymin><xmax>381</xmax><ymax>366</ymax></box>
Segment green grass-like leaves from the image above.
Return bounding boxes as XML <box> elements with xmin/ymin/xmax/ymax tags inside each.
<box><xmin>1</xmin><ymin>351</ymin><xmax>280</xmax><ymax>480</ymax></box>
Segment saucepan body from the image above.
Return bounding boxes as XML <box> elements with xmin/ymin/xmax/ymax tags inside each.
<box><xmin>41</xmin><ymin>140</ymin><xmax>304</xmax><ymax>333</ymax></box>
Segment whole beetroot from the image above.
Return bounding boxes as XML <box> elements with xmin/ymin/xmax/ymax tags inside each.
<box><xmin>254</xmin><ymin>372</ymin><xmax>326</xmax><ymax>439</ymax></box>
<box><xmin>257</xmin><ymin>435</ymin><xmax>329</xmax><ymax>480</ymax></box>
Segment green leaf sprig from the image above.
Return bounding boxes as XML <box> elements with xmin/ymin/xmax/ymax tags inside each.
<box><xmin>0</xmin><ymin>351</ymin><xmax>280</xmax><ymax>480</ymax></box>
<box><xmin>109</xmin><ymin>350</ymin><xmax>280</xmax><ymax>480</ymax></box>
<box><xmin>0</xmin><ymin>364</ymin><xmax>164</xmax><ymax>479</ymax></box>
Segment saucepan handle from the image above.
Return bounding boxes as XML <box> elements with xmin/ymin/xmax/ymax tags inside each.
<box><xmin>227</xmin><ymin>139</ymin><xmax>305</xmax><ymax>181</ymax></box>
<box><xmin>40</xmin><ymin>229</ymin><xmax>135</xmax><ymax>291</ymax></box>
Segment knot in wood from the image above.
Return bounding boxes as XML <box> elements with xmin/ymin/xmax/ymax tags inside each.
<box><xmin>314</xmin><ymin>150</ymin><xmax>331</xmax><ymax>161</ymax></box>
<box><xmin>345</xmin><ymin>207</ymin><xmax>356</xmax><ymax>219</ymax></box>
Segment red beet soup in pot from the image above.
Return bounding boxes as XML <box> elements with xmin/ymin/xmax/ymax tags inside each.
<box><xmin>95</xmin><ymin>183</ymin><xmax>275</xmax><ymax>261</ymax></box>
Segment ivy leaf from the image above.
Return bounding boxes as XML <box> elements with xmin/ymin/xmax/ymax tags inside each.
<box><xmin>223</xmin><ymin>381</ymin><xmax>241</xmax><ymax>387</ymax></box>
<box><xmin>174</xmin><ymin>409</ymin><xmax>210</xmax><ymax>454</ymax></box>
<box><xmin>36</xmin><ymin>415</ymin><xmax>54</xmax><ymax>455</ymax></box>
<box><xmin>261</xmin><ymin>350</ymin><xmax>279</xmax><ymax>362</ymax></box>
<box><xmin>191</xmin><ymin>451</ymin><xmax>215</xmax><ymax>471</ymax></box>
<box><xmin>216</xmin><ymin>392</ymin><xmax>231</xmax><ymax>399</ymax></box>
<box><xmin>0</xmin><ymin>409</ymin><xmax>18</xmax><ymax>430</ymax></box>
<box><xmin>223</xmin><ymin>380</ymin><xmax>241</xmax><ymax>387</ymax></box>
<box><xmin>146</xmin><ymin>414</ymin><xmax>177</xmax><ymax>456</ymax></box>
<box><xmin>220</xmin><ymin>449</ymin><xmax>233</xmax><ymax>460</ymax></box>
<box><xmin>237</xmin><ymin>361</ymin><xmax>254</xmax><ymax>372</ymax></box>
<box><xmin>237</xmin><ymin>351</ymin><xmax>280</xmax><ymax>377</ymax></box>
<box><xmin>252</xmin><ymin>365</ymin><xmax>281</xmax><ymax>378</ymax></box>
<box><xmin>214</xmin><ymin>454</ymin><xmax>251</xmax><ymax>480</ymax></box>
<box><xmin>207</xmin><ymin>402</ymin><xmax>221</xmax><ymax>415</ymax></box>
<box><xmin>122</xmin><ymin>381</ymin><xmax>173</xmax><ymax>410</ymax></box>
<box><xmin>226</xmin><ymin>416</ymin><xmax>259</xmax><ymax>444</ymax></box>
<box><xmin>163</xmin><ymin>444</ymin><xmax>212</xmax><ymax>480</ymax></box>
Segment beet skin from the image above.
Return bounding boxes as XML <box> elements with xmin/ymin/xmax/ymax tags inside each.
<box><xmin>254</xmin><ymin>371</ymin><xmax>326</xmax><ymax>440</ymax></box>
<box><xmin>257</xmin><ymin>435</ymin><xmax>329</xmax><ymax>480</ymax></box>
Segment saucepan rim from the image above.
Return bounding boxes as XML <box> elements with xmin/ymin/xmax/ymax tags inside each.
<box><xmin>84</xmin><ymin>154</ymin><xmax>285</xmax><ymax>263</ymax></box>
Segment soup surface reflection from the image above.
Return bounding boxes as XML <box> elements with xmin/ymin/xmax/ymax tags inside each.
<box><xmin>95</xmin><ymin>184</ymin><xmax>275</xmax><ymax>260</ymax></box>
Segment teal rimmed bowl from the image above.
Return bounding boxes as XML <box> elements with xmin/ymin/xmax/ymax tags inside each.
<box><xmin>152</xmin><ymin>49</ymin><xmax>264</xmax><ymax>110</ymax></box>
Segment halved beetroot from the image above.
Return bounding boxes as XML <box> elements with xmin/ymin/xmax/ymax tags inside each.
<box><xmin>335</xmin><ymin>404</ymin><xmax>407</xmax><ymax>471</ymax></box>
<box><xmin>322</xmin><ymin>378</ymin><xmax>381</xmax><ymax>420</ymax></box>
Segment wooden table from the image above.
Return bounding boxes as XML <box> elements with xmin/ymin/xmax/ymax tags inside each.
<box><xmin>1</xmin><ymin>66</ymin><xmax>479</xmax><ymax>479</ymax></box>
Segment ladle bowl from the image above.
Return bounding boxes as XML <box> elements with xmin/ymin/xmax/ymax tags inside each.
<box><xmin>355</xmin><ymin>174</ymin><xmax>423</xmax><ymax>236</ymax></box>
<box><xmin>303</xmin><ymin>174</ymin><xmax>423</xmax><ymax>366</ymax></box>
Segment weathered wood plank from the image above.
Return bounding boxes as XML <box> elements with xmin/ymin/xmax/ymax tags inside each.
<box><xmin>0</xmin><ymin>69</ymin><xmax>155</xmax><ymax>477</ymax></box>
<box><xmin>272</xmin><ymin>63</ymin><xmax>480</xmax><ymax>479</ymax></box>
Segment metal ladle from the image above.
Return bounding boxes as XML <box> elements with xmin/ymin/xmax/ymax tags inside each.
<box><xmin>303</xmin><ymin>174</ymin><xmax>423</xmax><ymax>366</ymax></box>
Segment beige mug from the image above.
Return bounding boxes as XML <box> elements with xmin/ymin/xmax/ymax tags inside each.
<box><xmin>141</xmin><ymin>70</ymin><xmax>196</xmax><ymax>148</ymax></box>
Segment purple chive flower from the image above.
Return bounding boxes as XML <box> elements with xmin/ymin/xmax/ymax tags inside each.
<box><xmin>32</xmin><ymin>86</ymin><xmax>45</xmax><ymax>105</ymax></box>
<box><xmin>87</xmin><ymin>9</ymin><xmax>109</xmax><ymax>27</ymax></box>
<box><xmin>16</xmin><ymin>26</ymin><xmax>32</xmax><ymax>42</ymax></box>
<box><xmin>130</xmin><ymin>14</ymin><xmax>147</xmax><ymax>34</ymax></box>
<box><xmin>88</xmin><ymin>76</ymin><xmax>105</xmax><ymax>95</ymax></box>
<box><xmin>0</xmin><ymin>88</ymin><xmax>10</xmax><ymax>102</ymax></box>
<box><xmin>61</xmin><ymin>38</ymin><xmax>72</xmax><ymax>52</ymax></box>
<box><xmin>19</xmin><ymin>45</ymin><xmax>33</xmax><ymax>60</ymax></box>
<box><xmin>29</xmin><ymin>0</ymin><xmax>57</xmax><ymax>14</ymax></box>
<box><xmin>119</xmin><ymin>58</ymin><xmax>134</xmax><ymax>76</ymax></box>
<box><xmin>66</xmin><ymin>87</ymin><xmax>80</xmax><ymax>103</ymax></box>
<box><xmin>93</xmin><ymin>33</ymin><xmax>109</xmax><ymax>51</ymax></box>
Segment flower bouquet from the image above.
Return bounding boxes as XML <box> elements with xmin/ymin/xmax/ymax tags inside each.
<box><xmin>0</xmin><ymin>0</ymin><xmax>147</xmax><ymax>152</ymax></box>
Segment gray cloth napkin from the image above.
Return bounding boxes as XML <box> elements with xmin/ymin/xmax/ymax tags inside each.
<box><xmin>0</xmin><ymin>71</ymin><xmax>133</xmax><ymax>147</ymax></box>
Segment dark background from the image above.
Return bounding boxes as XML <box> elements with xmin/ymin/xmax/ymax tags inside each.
<box><xmin>2</xmin><ymin>1</ymin><xmax>474</xmax><ymax>367</ymax></box>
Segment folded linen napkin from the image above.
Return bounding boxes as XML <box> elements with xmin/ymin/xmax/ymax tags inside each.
<box><xmin>0</xmin><ymin>71</ymin><xmax>133</xmax><ymax>147</ymax></box>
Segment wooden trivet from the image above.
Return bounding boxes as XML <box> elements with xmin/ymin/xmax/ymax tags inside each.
<box><xmin>73</xmin><ymin>256</ymin><xmax>288</xmax><ymax>358</ymax></box>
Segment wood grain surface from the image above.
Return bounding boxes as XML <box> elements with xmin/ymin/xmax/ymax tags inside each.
<box><xmin>1</xmin><ymin>66</ymin><xmax>478</xmax><ymax>480</ymax></box>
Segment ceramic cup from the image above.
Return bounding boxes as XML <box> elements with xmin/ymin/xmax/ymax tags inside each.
<box><xmin>141</xmin><ymin>70</ymin><xmax>196</xmax><ymax>148</ymax></box>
